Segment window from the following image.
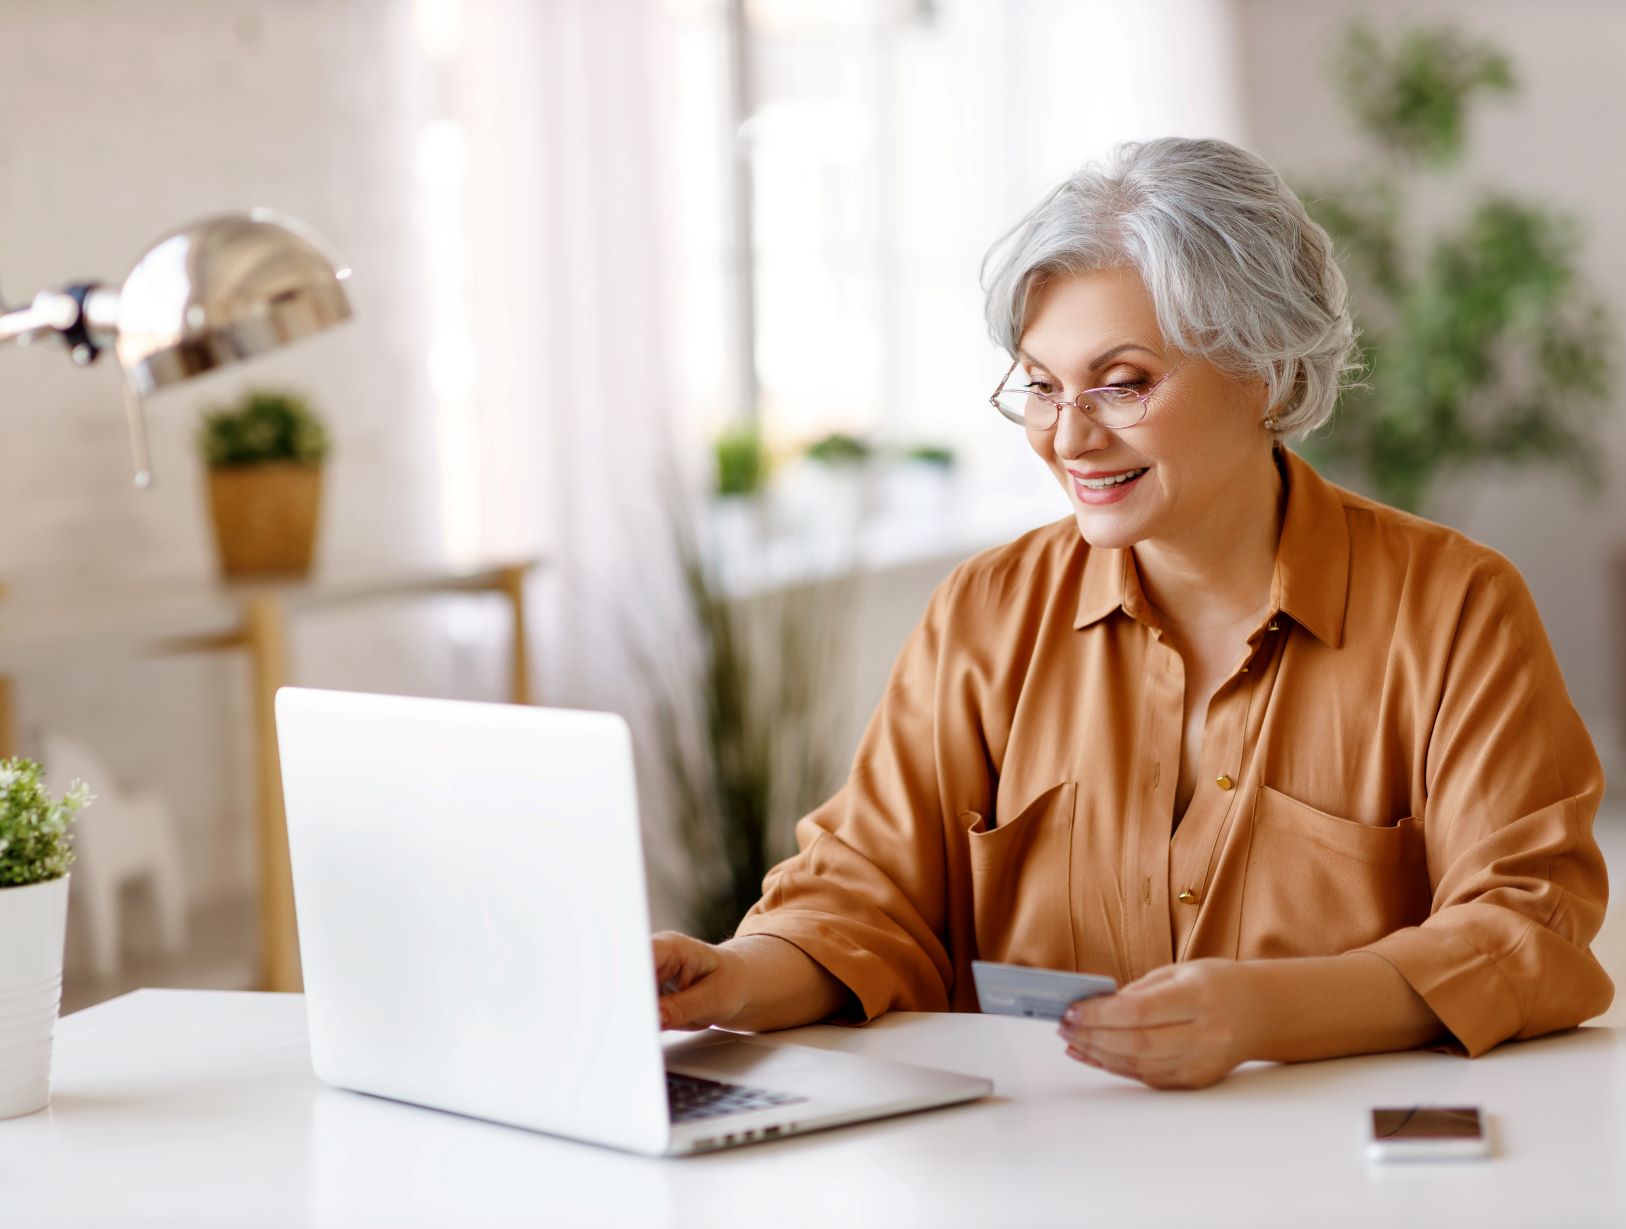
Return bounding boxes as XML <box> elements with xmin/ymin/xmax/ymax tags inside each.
<box><xmin>658</xmin><ymin>0</ymin><xmax>1247</xmax><ymax>483</ymax></box>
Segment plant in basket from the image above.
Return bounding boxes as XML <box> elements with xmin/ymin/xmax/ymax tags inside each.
<box><xmin>198</xmin><ymin>388</ymin><xmax>332</xmax><ymax>578</ymax></box>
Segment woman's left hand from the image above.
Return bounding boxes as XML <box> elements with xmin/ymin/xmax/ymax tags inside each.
<box><xmin>1056</xmin><ymin>958</ymin><xmax>1257</xmax><ymax>1090</ymax></box>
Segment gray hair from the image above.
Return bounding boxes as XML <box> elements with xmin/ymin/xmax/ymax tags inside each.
<box><xmin>980</xmin><ymin>137</ymin><xmax>1359</xmax><ymax>440</ymax></box>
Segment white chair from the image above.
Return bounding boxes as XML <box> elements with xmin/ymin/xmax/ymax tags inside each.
<box><xmin>43</xmin><ymin>735</ymin><xmax>189</xmax><ymax>981</ymax></box>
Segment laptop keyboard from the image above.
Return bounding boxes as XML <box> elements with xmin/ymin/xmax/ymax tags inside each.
<box><xmin>666</xmin><ymin>1071</ymin><xmax>807</xmax><ymax>1123</ymax></box>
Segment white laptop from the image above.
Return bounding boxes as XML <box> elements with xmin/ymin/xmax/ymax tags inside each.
<box><xmin>274</xmin><ymin>687</ymin><xmax>991</xmax><ymax>1157</ymax></box>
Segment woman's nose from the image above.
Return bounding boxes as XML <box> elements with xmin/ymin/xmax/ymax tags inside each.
<box><xmin>1051</xmin><ymin>401</ymin><xmax>1116</xmax><ymax>458</ymax></box>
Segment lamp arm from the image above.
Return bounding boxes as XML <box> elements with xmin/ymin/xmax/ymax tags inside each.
<box><xmin>0</xmin><ymin>288</ymin><xmax>81</xmax><ymax>349</ymax></box>
<box><xmin>0</xmin><ymin>281</ymin><xmax>151</xmax><ymax>487</ymax></box>
<box><xmin>0</xmin><ymin>285</ymin><xmax>118</xmax><ymax>360</ymax></box>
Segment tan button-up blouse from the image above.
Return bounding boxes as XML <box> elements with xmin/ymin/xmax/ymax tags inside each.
<box><xmin>733</xmin><ymin>449</ymin><xmax>1613</xmax><ymax>1057</ymax></box>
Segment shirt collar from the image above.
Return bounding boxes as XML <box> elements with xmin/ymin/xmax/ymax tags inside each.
<box><xmin>1073</xmin><ymin>542</ymin><xmax>1132</xmax><ymax>631</ymax></box>
<box><xmin>1270</xmin><ymin>448</ymin><xmax>1349</xmax><ymax>648</ymax></box>
<box><xmin>1072</xmin><ymin>448</ymin><xmax>1350</xmax><ymax>648</ymax></box>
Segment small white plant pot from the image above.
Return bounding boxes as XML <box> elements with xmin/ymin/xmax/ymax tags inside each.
<box><xmin>773</xmin><ymin>460</ymin><xmax>875</xmax><ymax>569</ymax></box>
<box><xmin>0</xmin><ymin>874</ymin><xmax>70</xmax><ymax>1118</ymax></box>
<box><xmin>705</xmin><ymin>493</ymin><xmax>770</xmax><ymax>590</ymax></box>
<box><xmin>884</xmin><ymin>460</ymin><xmax>956</xmax><ymax>521</ymax></box>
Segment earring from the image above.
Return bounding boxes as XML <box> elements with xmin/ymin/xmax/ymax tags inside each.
<box><xmin>1263</xmin><ymin>413</ymin><xmax>1280</xmax><ymax>433</ymax></box>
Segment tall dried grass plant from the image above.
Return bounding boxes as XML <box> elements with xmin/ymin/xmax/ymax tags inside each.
<box><xmin>627</xmin><ymin>491</ymin><xmax>855</xmax><ymax>943</ymax></box>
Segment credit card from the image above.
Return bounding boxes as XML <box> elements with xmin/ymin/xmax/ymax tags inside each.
<box><xmin>971</xmin><ymin>960</ymin><xmax>1117</xmax><ymax>1021</ymax></box>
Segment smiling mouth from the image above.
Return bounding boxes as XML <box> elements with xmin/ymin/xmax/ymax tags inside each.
<box><xmin>1073</xmin><ymin>467</ymin><xmax>1148</xmax><ymax>490</ymax></box>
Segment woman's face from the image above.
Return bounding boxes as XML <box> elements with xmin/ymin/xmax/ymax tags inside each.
<box><xmin>1017</xmin><ymin>266</ymin><xmax>1274</xmax><ymax>553</ymax></box>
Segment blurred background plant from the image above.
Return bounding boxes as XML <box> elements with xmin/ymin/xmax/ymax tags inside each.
<box><xmin>0</xmin><ymin>758</ymin><xmax>92</xmax><ymax>889</ymax></box>
<box><xmin>902</xmin><ymin>443</ymin><xmax>956</xmax><ymax>468</ymax></box>
<box><xmin>805</xmin><ymin>432</ymin><xmax>873</xmax><ymax>466</ymax></box>
<box><xmin>1300</xmin><ymin>21</ymin><xmax>1614</xmax><ymax>514</ymax></box>
<box><xmin>198</xmin><ymin>388</ymin><xmax>331</xmax><ymax>470</ymax></box>
<box><xmin>713</xmin><ymin>426</ymin><xmax>768</xmax><ymax>497</ymax></box>
<box><xmin>629</xmin><ymin>485</ymin><xmax>852</xmax><ymax>942</ymax></box>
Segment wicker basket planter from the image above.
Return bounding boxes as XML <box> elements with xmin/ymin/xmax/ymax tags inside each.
<box><xmin>206</xmin><ymin>462</ymin><xmax>324</xmax><ymax>578</ymax></box>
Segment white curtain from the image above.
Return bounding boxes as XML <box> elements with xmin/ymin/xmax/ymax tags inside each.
<box><xmin>445</xmin><ymin>0</ymin><xmax>697</xmax><ymax>924</ymax></box>
<box><xmin>430</xmin><ymin>0</ymin><xmax>677</xmax><ymax>685</ymax></box>
<box><xmin>433</xmin><ymin>0</ymin><xmax>1252</xmax><ymax>926</ymax></box>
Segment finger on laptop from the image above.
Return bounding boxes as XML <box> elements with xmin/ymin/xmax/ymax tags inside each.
<box><xmin>652</xmin><ymin>931</ymin><xmax>719</xmax><ymax>994</ymax></box>
<box><xmin>652</xmin><ymin>932</ymin><xmax>729</xmax><ymax>1029</ymax></box>
<box><xmin>660</xmin><ymin>981</ymin><xmax>714</xmax><ymax>1030</ymax></box>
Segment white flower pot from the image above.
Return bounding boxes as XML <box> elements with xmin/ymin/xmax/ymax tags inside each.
<box><xmin>772</xmin><ymin>459</ymin><xmax>876</xmax><ymax>570</ymax></box>
<box><xmin>705</xmin><ymin>494</ymin><xmax>770</xmax><ymax>591</ymax></box>
<box><xmin>882</xmin><ymin>460</ymin><xmax>957</xmax><ymax>521</ymax></box>
<box><xmin>0</xmin><ymin>874</ymin><xmax>69</xmax><ymax>1118</ymax></box>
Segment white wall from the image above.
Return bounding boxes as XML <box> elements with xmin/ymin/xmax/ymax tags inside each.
<box><xmin>1236</xmin><ymin>0</ymin><xmax>1626</xmax><ymax>781</ymax></box>
<box><xmin>0</xmin><ymin>1</ymin><xmax>498</xmax><ymax>922</ymax></box>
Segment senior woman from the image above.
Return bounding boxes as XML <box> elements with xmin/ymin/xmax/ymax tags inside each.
<box><xmin>650</xmin><ymin>136</ymin><xmax>1614</xmax><ymax>1089</ymax></box>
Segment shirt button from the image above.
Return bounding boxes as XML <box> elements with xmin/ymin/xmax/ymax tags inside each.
<box><xmin>1177</xmin><ymin>888</ymin><xmax>1200</xmax><ymax>904</ymax></box>
<box><xmin>1216</xmin><ymin>775</ymin><xmax>1234</xmax><ymax>790</ymax></box>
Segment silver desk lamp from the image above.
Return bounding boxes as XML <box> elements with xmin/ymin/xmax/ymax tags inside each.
<box><xmin>0</xmin><ymin>209</ymin><xmax>352</xmax><ymax>486</ymax></box>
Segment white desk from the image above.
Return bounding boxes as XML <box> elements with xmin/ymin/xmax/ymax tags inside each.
<box><xmin>6</xmin><ymin>991</ymin><xmax>1623</xmax><ymax>1228</ymax></box>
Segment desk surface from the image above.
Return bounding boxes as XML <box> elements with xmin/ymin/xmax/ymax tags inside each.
<box><xmin>0</xmin><ymin>557</ymin><xmax>538</xmax><ymax>672</ymax></box>
<box><xmin>7</xmin><ymin>990</ymin><xmax>1624</xmax><ymax>1228</ymax></box>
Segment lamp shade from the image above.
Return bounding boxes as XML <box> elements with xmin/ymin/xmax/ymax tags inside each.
<box><xmin>114</xmin><ymin>208</ymin><xmax>352</xmax><ymax>396</ymax></box>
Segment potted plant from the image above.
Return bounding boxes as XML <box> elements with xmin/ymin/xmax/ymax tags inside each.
<box><xmin>0</xmin><ymin>757</ymin><xmax>92</xmax><ymax>1119</ymax></box>
<box><xmin>707</xmin><ymin>426</ymin><xmax>773</xmax><ymax>589</ymax></box>
<box><xmin>804</xmin><ymin>432</ymin><xmax>872</xmax><ymax>467</ymax></box>
<box><xmin>887</xmin><ymin>441</ymin><xmax>958</xmax><ymax>520</ymax></box>
<box><xmin>901</xmin><ymin>443</ymin><xmax>955</xmax><ymax>469</ymax></box>
<box><xmin>627</xmin><ymin>488</ymin><xmax>853</xmax><ymax>943</ymax></box>
<box><xmin>198</xmin><ymin>388</ymin><xmax>332</xmax><ymax>578</ymax></box>
<box><xmin>714</xmin><ymin>426</ymin><xmax>768</xmax><ymax>499</ymax></box>
<box><xmin>1299</xmin><ymin>22</ymin><xmax>1614</xmax><ymax>516</ymax></box>
<box><xmin>778</xmin><ymin>431</ymin><xmax>878</xmax><ymax>564</ymax></box>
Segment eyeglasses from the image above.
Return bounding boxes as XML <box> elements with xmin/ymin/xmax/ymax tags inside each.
<box><xmin>989</xmin><ymin>358</ymin><xmax>1187</xmax><ymax>430</ymax></box>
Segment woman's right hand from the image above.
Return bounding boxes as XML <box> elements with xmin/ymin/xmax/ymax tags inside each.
<box><xmin>652</xmin><ymin>931</ymin><xmax>751</xmax><ymax>1031</ymax></box>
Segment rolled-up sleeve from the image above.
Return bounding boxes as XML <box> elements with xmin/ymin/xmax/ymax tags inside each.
<box><xmin>1357</xmin><ymin>556</ymin><xmax>1615</xmax><ymax>1056</ymax></box>
<box><xmin>732</xmin><ymin>564</ymin><xmax>975</xmax><ymax>1022</ymax></box>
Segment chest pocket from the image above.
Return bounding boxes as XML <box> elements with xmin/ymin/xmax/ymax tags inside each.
<box><xmin>1238</xmin><ymin>784</ymin><xmax>1430</xmax><ymax>959</ymax></box>
<box><xmin>958</xmin><ymin>781</ymin><xmax>1077</xmax><ymax>969</ymax></box>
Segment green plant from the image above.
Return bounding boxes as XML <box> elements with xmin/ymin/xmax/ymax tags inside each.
<box><xmin>1337</xmin><ymin>22</ymin><xmax>1514</xmax><ymax>166</ymax></box>
<box><xmin>1301</xmin><ymin>21</ymin><xmax>1613</xmax><ymax>513</ymax></box>
<box><xmin>902</xmin><ymin>443</ymin><xmax>956</xmax><ymax>467</ymax></box>
<box><xmin>629</xmin><ymin>492</ymin><xmax>851</xmax><ymax>942</ymax></box>
<box><xmin>198</xmin><ymin>388</ymin><xmax>331</xmax><ymax>469</ymax></box>
<box><xmin>714</xmin><ymin>427</ymin><xmax>768</xmax><ymax>497</ymax></box>
<box><xmin>806</xmin><ymin>432</ymin><xmax>872</xmax><ymax>465</ymax></box>
<box><xmin>0</xmin><ymin>758</ymin><xmax>92</xmax><ymax>889</ymax></box>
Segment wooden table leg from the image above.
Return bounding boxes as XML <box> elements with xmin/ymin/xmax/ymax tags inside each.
<box><xmin>498</xmin><ymin>564</ymin><xmax>532</xmax><ymax>706</ymax></box>
<box><xmin>0</xmin><ymin>675</ymin><xmax>14</xmax><ymax>759</ymax></box>
<box><xmin>244</xmin><ymin>595</ymin><xmax>301</xmax><ymax>993</ymax></box>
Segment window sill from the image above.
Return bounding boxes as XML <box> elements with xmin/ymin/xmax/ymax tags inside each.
<box><xmin>703</xmin><ymin>464</ymin><xmax>1063</xmax><ymax>598</ymax></box>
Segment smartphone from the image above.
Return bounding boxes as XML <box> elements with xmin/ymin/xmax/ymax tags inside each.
<box><xmin>1366</xmin><ymin>1106</ymin><xmax>1490</xmax><ymax>1161</ymax></box>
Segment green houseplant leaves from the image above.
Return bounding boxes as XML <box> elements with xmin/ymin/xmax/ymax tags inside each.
<box><xmin>1301</xmin><ymin>22</ymin><xmax>1613</xmax><ymax>514</ymax></box>
<box><xmin>0</xmin><ymin>759</ymin><xmax>91</xmax><ymax>889</ymax></box>
<box><xmin>198</xmin><ymin>389</ymin><xmax>331</xmax><ymax>470</ymax></box>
